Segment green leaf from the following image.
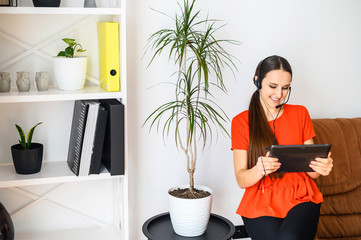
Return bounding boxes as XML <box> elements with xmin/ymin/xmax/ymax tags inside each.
<box><xmin>27</xmin><ymin>122</ymin><xmax>43</xmax><ymax>149</ymax></box>
<box><xmin>57</xmin><ymin>38</ymin><xmax>86</xmax><ymax>58</ymax></box>
<box><xmin>15</xmin><ymin>124</ymin><xmax>26</xmax><ymax>150</ymax></box>
<box><xmin>64</xmin><ymin>46</ymin><xmax>74</xmax><ymax>58</ymax></box>
<box><xmin>57</xmin><ymin>51</ymin><xmax>66</xmax><ymax>57</ymax></box>
<box><xmin>63</xmin><ymin>38</ymin><xmax>75</xmax><ymax>47</ymax></box>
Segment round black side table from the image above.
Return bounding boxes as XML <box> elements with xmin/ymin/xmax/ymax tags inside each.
<box><xmin>142</xmin><ymin>212</ymin><xmax>235</xmax><ymax>240</ymax></box>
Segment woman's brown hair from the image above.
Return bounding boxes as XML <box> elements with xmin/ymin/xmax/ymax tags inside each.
<box><xmin>248</xmin><ymin>55</ymin><xmax>292</xmax><ymax>178</ymax></box>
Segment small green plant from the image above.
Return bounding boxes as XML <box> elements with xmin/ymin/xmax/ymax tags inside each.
<box><xmin>57</xmin><ymin>38</ymin><xmax>86</xmax><ymax>58</ymax></box>
<box><xmin>15</xmin><ymin>122</ymin><xmax>43</xmax><ymax>150</ymax></box>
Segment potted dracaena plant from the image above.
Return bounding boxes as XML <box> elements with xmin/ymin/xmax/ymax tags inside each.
<box><xmin>53</xmin><ymin>38</ymin><xmax>87</xmax><ymax>91</ymax></box>
<box><xmin>144</xmin><ymin>0</ymin><xmax>239</xmax><ymax>237</ymax></box>
<box><xmin>11</xmin><ymin>122</ymin><xmax>43</xmax><ymax>174</ymax></box>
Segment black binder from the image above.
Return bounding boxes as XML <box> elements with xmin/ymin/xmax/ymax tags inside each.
<box><xmin>89</xmin><ymin>105</ymin><xmax>108</xmax><ymax>174</ymax></box>
<box><xmin>99</xmin><ymin>99</ymin><xmax>125</xmax><ymax>175</ymax></box>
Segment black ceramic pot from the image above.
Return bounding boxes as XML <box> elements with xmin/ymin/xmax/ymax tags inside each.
<box><xmin>0</xmin><ymin>203</ymin><xmax>14</xmax><ymax>240</ymax></box>
<box><xmin>11</xmin><ymin>143</ymin><xmax>43</xmax><ymax>174</ymax></box>
<box><xmin>32</xmin><ymin>0</ymin><xmax>61</xmax><ymax>7</ymax></box>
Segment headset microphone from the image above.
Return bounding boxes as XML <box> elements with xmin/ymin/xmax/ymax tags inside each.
<box><xmin>275</xmin><ymin>87</ymin><xmax>292</xmax><ymax>109</ymax></box>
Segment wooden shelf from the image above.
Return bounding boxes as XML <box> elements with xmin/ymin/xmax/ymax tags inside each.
<box><xmin>15</xmin><ymin>227</ymin><xmax>123</xmax><ymax>240</ymax></box>
<box><xmin>0</xmin><ymin>161</ymin><xmax>123</xmax><ymax>188</ymax></box>
<box><xmin>0</xmin><ymin>86</ymin><xmax>122</xmax><ymax>103</ymax></box>
<box><xmin>0</xmin><ymin>7</ymin><xmax>123</xmax><ymax>15</ymax></box>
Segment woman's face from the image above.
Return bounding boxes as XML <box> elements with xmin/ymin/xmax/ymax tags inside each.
<box><xmin>260</xmin><ymin>69</ymin><xmax>292</xmax><ymax>110</ymax></box>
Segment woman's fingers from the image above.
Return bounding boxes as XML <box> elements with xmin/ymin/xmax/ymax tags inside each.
<box><xmin>257</xmin><ymin>153</ymin><xmax>281</xmax><ymax>176</ymax></box>
<box><xmin>310</xmin><ymin>152</ymin><xmax>333</xmax><ymax>176</ymax></box>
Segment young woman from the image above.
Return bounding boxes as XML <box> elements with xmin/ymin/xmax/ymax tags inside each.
<box><xmin>231</xmin><ymin>55</ymin><xmax>333</xmax><ymax>240</ymax></box>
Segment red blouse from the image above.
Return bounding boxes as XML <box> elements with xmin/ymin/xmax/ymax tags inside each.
<box><xmin>231</xmin><ymin>104</ymin><xmax>323</xmax><ymax>218</ymax></box>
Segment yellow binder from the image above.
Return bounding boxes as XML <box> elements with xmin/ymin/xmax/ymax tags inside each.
<box><xmin>97</xmin><ymin>22</ymin><xmax>120</xmax><ymax>92</ymax></box>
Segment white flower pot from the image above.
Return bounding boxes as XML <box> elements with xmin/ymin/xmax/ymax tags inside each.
<box><xmin>53</xmin><ymin>56</ymin><xmax>87</xmax><ymax>91</ymax></box>
<box><xmin>168</xmin><ymin>185</ymin><xmax>212</xmax><ymax>237</ymax></box>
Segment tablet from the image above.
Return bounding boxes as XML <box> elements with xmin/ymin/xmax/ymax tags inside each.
<box><xmin>269</xmin><ymin>144</ymin><xmax>332</xmax><ymax>172</ymax></box>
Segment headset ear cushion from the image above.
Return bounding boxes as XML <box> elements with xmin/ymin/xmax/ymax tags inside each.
<box><xmin>256</xmin><ymin>76</ymin><xmax>262</xmax><ymax>89</ymax></box>
<box><xmin>253</xmin><ymin>76</ymin><xmax>258</xmax><ymax>88</ymax></box>
<box><xmin>256</xmin><ymin>58</ymin><xmax>265</xmax><ymax>89</ymax></box>
<box><xmin>254</xmin><ymin>76</ymin><xmax>262</xmax><ymax>89</ymax></box>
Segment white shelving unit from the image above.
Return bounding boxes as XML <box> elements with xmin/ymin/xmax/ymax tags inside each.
<box><xmin>0</xmin><ymin>1</ymin><xmax>128</xmax><ymax>239</ymax></box>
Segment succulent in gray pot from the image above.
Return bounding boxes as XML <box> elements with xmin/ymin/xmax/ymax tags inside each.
<box><xmin>32</xmin><ymin>0</ymin><xmax>61</xmax><ymax>7</ymax></box>
<box><xmin>11</xmin><ymin>122</ymin><xmax>43</xmax><ymax>175</ymax></box>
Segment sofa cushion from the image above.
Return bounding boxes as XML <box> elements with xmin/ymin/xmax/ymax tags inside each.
<box><xmin>312</xmin><ymin>118</ymin><xmax>361</xmax><ymax>239</ymax></box>
<box><xmin>313</xmin><ymin>118</ymin><xmax>361</xmax><ymax>195</ymax></box>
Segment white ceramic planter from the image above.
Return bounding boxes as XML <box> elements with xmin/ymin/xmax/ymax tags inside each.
<box><xmin>53</xmin><ymin>56</ymin><xmax>87</xmax><ymax>91</ymax></box>
<box><xmin>168</xmin><ymin>185</ymin><xmax>212</xmax><ymax>237</ymax></box>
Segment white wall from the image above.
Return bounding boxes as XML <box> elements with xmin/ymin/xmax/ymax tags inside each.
<box><xmin>127</xmin><ymin>0</ymin><xmax>361</xmax><ymax>239</ymax></box>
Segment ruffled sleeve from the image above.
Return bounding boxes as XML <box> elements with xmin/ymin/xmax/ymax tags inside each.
<box><xmin>231</xmin><ymin>111</ymin><xmax>249</xmax><ymax>150</ymax></box>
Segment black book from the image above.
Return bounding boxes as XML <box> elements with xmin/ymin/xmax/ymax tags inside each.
<box><xmin>99</xmin><ymin>99</ymin><xmax>125</xmax><ymax>175</ymax></box>
<box><xmin>78</xmin><ymin>100</ymin><xmax>100</xmax><ymax>176</ymax></box>
<box><xmin>89</xmin><ymin>105</ymin><xmax>108</xmax><ymax>174</ymax></box>
<box><xmin>67</xmin><ymin>100</ymin><xmax>89</xmax><ymax>176</ymax></box>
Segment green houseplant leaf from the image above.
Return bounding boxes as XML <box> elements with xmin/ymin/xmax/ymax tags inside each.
<box><xmin>144</xmin><ymin>0</ymin><xmax>240</xmax><ymax>194</ymax></box>
<box><xmin>15</xmin><ymin>124</ymin><xmax>26</xmax><ymax>150</ymax></box>
<box><xmin>15</xmin><ymin>122</ymin><xmax>43</xmax><ymax>150</ymax></box>
<box><xmin>57</xmin><ymin>38</ymin><xmax>86</xmax><ymax>58</ymax></box>
<box><xmin>27</xmin><ymin>122</ymin><xmax>43</xmax><ymax>149</ymax></box>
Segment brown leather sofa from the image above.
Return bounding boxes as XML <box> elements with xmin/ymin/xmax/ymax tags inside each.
<box><xmin>313</xmin><ymin>118</ymin><xmax>361</xmax><ymax>240</ymax></box>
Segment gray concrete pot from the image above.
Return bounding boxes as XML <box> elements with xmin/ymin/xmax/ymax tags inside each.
<box><xmin>0</xmin><ymin>72</ymin><xmax>11</xmax><ymax>92</ymax></box>
<box><xmin>35</xmin><ymin>72</ymin><xmax>50</xmax><ymax>91</ymax></box>
<box><xmin>16</xmin><ymin>72</ymin><xmax>30</xmax><ymax>92</ymax></box>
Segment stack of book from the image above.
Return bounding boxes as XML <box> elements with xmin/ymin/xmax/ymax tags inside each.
<box><xmin>67</xmin><ymin>99</ymin><xmax>125</xmax><ymax>176</ymax></box>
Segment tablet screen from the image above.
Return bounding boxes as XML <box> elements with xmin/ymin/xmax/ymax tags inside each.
<box><xmin>269</xmin><ymin>144</ymin><xmax>332</xmax><ymax>172</ymax></box>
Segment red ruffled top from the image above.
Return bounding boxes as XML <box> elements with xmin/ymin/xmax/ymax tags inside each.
<box><xmin>231</xmin><ymin>104</ymin><xmax>323</xmax><ymax>218</ymax></box>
